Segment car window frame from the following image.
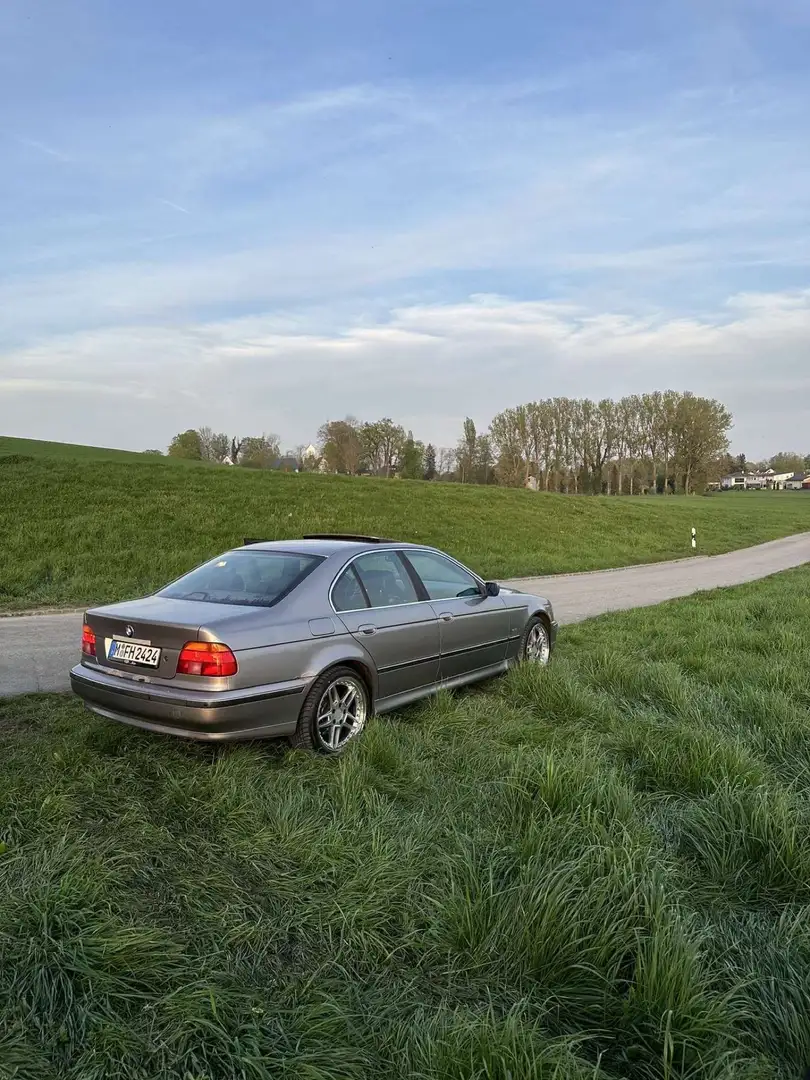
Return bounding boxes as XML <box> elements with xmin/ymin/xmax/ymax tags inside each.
<box><xmin>329</xmin><ymin>547</ymin><xmax>483</xmax><ymax>614</ymax></box>
<box><xmin>399</xmin><ymin>549</ymin><xmax>486</xmax><ymax>602</ymax></box>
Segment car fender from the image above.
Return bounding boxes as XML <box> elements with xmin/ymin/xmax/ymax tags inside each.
<box><xmin>305</xmin><ymin>639</ymin><xmax>379</xmax><ymax>702</ymax></box>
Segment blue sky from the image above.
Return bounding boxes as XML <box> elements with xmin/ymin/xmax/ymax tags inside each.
<box><xmin>1</xmin><ymin>0</ymin><xmax>809</xmax><ymax>456</ymax></box>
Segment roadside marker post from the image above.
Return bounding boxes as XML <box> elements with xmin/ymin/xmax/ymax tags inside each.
<box><xmin>691</xmin><ymin>527</ymin><xmax>697</xmax><ymax>551</ymax></box>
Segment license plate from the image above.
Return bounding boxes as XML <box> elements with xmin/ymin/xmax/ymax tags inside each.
<box><xmin>106</xmin><ymin>639</ymin><xmax>161</xmax><ymax>667</ymax></box>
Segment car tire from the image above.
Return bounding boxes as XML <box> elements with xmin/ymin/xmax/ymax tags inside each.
<box><xmin>518</xmin><ymin>615</ymin><xmax>552</xmax><ymax>665</ymax></box>
<box><xmin>290</xmin><ymin>666</ymin><xmax>370</xmax><ymax>755</ymax></box>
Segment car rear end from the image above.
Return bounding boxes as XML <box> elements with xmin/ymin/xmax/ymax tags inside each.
<box><xmin>73</xmin><ymin>603</ymin><xmax>306</xmax><ymax>741</ymax></box>
<box><xmin>70</xmin><ymin>549</ymin><xmax>328</xmax><ymax>740</ymax></box>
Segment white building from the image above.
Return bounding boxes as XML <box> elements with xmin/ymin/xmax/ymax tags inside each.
<box><xmin>720</xmin><ymin>469</ymin><xmax>793</xmax><ymax>491</ymax></box>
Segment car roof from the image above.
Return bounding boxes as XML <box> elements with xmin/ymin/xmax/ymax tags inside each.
<box><xmin>237</xmin><ymin>537</ymin><xmax>428</xmax><ymax>558</ymax></box>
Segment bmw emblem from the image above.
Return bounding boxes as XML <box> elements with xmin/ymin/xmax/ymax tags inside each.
<box><xmin>125</xmin><ymin>625</ymin><xmax>135</xmax><ymax>637</ymax></box>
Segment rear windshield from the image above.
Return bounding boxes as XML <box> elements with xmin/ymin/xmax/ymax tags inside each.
<box><xmin>159</xmin><ymin>551</ymin><xmax>323</xmax><ymax>608</ymax></box>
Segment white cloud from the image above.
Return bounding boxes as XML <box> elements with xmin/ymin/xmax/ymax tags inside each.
<box><xmin>1</xmin><ymin>290</ymin><xmax>807</xmax><ymax>457</ymax></box>
<box><xmin>2</xmin><ymin>55</ymin><xmax>809</xmax><ymax>461</ymax></box>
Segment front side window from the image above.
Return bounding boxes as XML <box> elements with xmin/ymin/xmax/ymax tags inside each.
<box><xmin>159</xmin><ymin>551</ymin><xmax>323</xmax><ymax>607</ymax></box>
<box><xmin>351</xmin><ymin>551</ymin><xmax>419</xmax><ymax>608</ymax></box>
<box><xmin>403</xmin><ymin>550</ymin><xmax>481</xmax><ymax>601</ymax></box>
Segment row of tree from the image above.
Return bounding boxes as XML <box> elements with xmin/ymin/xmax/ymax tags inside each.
<box><xmin>486</xmin><ymin>391</ymin><xmax>733</xmax><ymax>494</ymax></box>
<box><xmin>316</xmin><ymin>392</ymin><xmax>736</xmax><ymax>494</ymax></box>
<box><xmin>162</xmin><ymin>392</ymin><xmax>810</xmax><ymax>494</ymax></box>
<box><xmin>166</xmin><ymin>428</ymin><xmax>285</xmax><ymax>469</ymax></box>
<box><xmin>316</xmin><ymin>418</ymin><xmax>434</xmax><ymax>480</ymax></box>
<box><xmin>731</xmin><ymin>451</ymin><xmax>810</xmax><ymax>476</ymax></box>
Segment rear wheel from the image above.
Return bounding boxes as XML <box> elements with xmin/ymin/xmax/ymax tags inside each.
<box><xmin>519</xmin><ymin>616</ymin><xmax>551</xmax><ymax>665</ymax></box>
<box><xmin>291</xmin><ymin>667</ymin><xmax>370</xmax><ymax>755</ymax></box>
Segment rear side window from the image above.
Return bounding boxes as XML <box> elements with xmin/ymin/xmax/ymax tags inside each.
<box><xmin>352</xmin><ymin>551</ymin><xmax>420</xmax><ymax>608</ymax></box>
<box><xmin>332</xmin><ymin>565</ymin><xmax>369</xmax><ymax>612</ymax></box>
<box><xmin>159</xmin><ymin>551</ymin><xmax>323</xmax><ymax>607</ymax></box>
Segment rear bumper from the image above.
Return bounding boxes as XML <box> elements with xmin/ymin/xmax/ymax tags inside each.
<box><xmin>70</xmin><ymin>665</ymin><xmax>306</xmax><ymax>742</ymax></box>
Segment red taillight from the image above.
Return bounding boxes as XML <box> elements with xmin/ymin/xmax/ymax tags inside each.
<box><xmin>81</xmin><ymin>624</ymin><xmax>96</xmax><ymax>657</ymax></box>
<box><xmin>176</xmin><ymin>641</ymin><xmax>238</xmax><ymax>678</ymax></box>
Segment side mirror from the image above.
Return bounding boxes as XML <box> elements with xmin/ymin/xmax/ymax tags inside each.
<box><xmin>484</xmin><ymin>581</ymin><xmax>500</xmax><ymax>597</ymax></box>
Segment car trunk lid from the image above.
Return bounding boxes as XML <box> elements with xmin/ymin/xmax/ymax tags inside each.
<box><xmin>85</xmin><ymin>596</ymin><xmax>217</xmax><ymax>681</ymax></box>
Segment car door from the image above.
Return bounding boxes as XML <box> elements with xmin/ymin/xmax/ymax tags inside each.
<box><xmin>331</xmin><ymin>550</ymin><xmax>440</xmax><ymax>703</ymax></box>
<box><xmin>401</xmin><ymin>549</ymin><xmax>511</xmax><ymax>682</ymax></box>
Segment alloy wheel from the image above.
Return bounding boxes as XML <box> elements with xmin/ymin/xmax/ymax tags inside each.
<box><xmin>524</xmin><ymin>622</ymin><xmax>550</xmax><ymax>664</ymax></box>
<box><xmin>316</xmin><ymin>677</ymin><xmax>367</xmax><ymax>751</ymax></box>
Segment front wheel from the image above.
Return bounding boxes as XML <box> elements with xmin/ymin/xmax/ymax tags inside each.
<box><xmin>519</xmin><ymin>616</ymin><xmax>551</xmax><ymax>665</ymax></box>
<box><xmin>291</xmin><ymin>667</ymin><xmax>370</xmax><ymax>755</ymax></box>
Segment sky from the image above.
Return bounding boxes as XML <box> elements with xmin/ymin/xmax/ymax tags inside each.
<box><xmin>1</xmin><ymin>0</ymin><xmax>809</xmax><ymax>458</ymax></box>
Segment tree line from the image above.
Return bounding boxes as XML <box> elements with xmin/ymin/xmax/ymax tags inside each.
<box><xmin>487</xmin><ymin>391</ymin><xmax>733</xmax><ymax>495</ymax></box>
<box><xmin>162</xmin><ymin>391</ymin><xmax>810</xmax><ymax>494</ymax></box>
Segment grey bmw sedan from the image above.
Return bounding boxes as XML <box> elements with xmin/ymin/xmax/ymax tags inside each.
<box><xmin>70</xmin><ymin>535</ymin><xmax>557</xmax><ymax>754</ymax></box>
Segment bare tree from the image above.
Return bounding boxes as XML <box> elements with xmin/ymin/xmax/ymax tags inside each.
<box><xmin>437</xmin><ymin>447</ymin><xmax>457</xmax><ymax>479</ymax></box>
<box><xmin>197</xmin><ymin>427</ymin><xmax>230</xmax><ymax>463</ymax></box>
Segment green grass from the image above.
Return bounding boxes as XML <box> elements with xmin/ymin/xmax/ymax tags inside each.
<box><xmin>2</xmin><ymin>569</ymin><xmax>810</xmax><ymax>1078</ymax></box>
<box><xmin>1</xmin><ymin>448</ymin><xmax>810</xmax><ymax>610</ymax></box>
<box><xmin>0</xmin><ymin>435</ymin><xmax>181</xmax><ymax>464</ymax></box>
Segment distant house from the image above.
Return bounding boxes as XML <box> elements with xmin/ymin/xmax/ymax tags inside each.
<box><xmin>785</xmin><ymin>472</ymin><xmax>810</xmax><ymax>490</ymax></box>
<box><xmin>720</xmin><ymin>474</ymin><xmax>747</xmax><ymax>490</ymax></box>
<box><xmin>272</xmin><ymin>455</ymin><xmax>300</xmax><ymax>473</ymax></box>
<box><xmin>720</xmin><ymin>469</ymin><xmax>794</xmax><ymax>491</ymax></box>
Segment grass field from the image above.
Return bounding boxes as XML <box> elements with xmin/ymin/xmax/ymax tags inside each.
<box><xmin>2</xmin><ymin>569</ymin><xmax>810</xmax><ymax>1078</ymax></box>
<box><xmin>1</xmin><ymin>444</ymin><xmax>810</xmax><ymax>611</ymax></box>
<box><xmin>0</xmin><ymin>435</ymin><xmax>178</xmax><ymax>464</ymax></box>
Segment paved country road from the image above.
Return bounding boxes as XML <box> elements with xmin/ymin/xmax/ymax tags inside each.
<box><xmin>1</xmin><ymin>531</ymin><xmax>809</xmax><ymax>699</ymax></box>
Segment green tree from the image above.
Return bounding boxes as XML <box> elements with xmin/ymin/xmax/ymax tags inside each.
<box><xmin>318</xmin><ymin>418</ymin><xmax>363</xmax><ymax>474</ymax></box>
<box><xmin>168</xmin><ymin>429</ymin><xmax>203</xmax><ymax>459</ymax></box>
<box><xmin>474</xmin><ymin>434</ymin><xmax>494</xmax><ymax>484</ymax></box>
<box><xmin>489</xmin><ymin>406</ymin><xmax>529</xmax><ymax>487</ymax></box>
<box><xmin>456</xmin><ymin>418</ymin><xmax>479</xmax><ymax>483</ymax></box>
<box><xmin>673</xmin><ymin>394</ymin><xmax>732</xmax><ymax>493</ymax></box>
<box><xmin>768</xmin><ymin>452</ymin><xmax>806</xmax><ymax>475</ymax></box>
<box><xmin>400</xmin><ymin>432</ymin><xmax>424</xmax><ymax>480</ymax></box>
<box><xmin>239</xmin><ymin>434</ymin><xmax>281</xmax><ymax>469</ymax></box>
<box><xmin>423</xmin><ymin>443</ymin><xmax>437</xmax><ymax>481</ymax></box>
<box><xmin>360</xmin><ymin>418</ymin><xmax>406</xmax><ymax>476</ymax></box>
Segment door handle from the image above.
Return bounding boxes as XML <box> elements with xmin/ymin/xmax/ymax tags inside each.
<box><xmin>439</xmin><ymin>612</ymin><xmax>454</xmax><ymax>622</ymax></box>
<box><xmin>357</xmin><ymin>623</ymin><xmax>378</xmax><ymax>635</ymax></box>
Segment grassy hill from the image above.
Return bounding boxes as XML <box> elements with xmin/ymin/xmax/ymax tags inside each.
<box><xmin>1</xmin><ymin>449</ymin><xmax>809</xmax><ymax>611</ymax></box>
<box><xmin>3</xmin><ymin>568</ymin><xmax>810</xmax><ymax>1077</ymax></box>
<box><xmin>0</xmin><ymin>435</ymin><xmax>177</xmax><ymax>464</ymax></box>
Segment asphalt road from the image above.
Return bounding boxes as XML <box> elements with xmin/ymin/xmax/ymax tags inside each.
<box><xmin>1</xmin><ymin>531</ymin><xmax>808</xmax><ymax>699</ymax></box>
